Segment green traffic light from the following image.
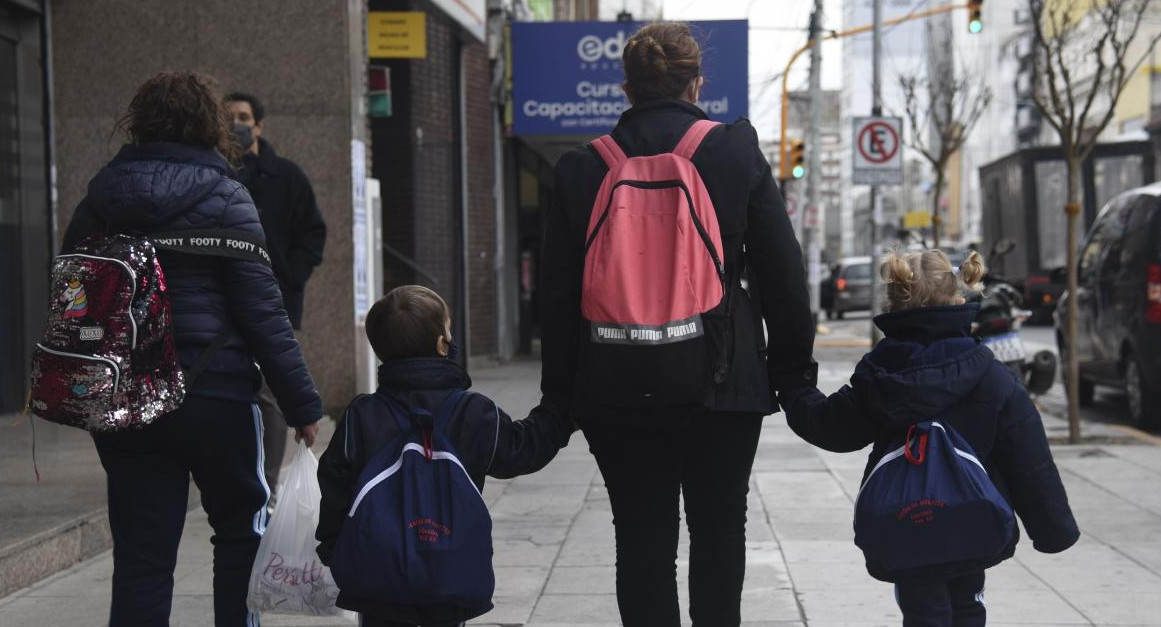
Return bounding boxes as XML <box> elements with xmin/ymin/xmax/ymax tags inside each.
<box><xmin>969</xmin><ymin>20</ymin><xmax>983</xmax><ymax>33</ymax></box>
<box><xmin>792</xmin><ymin>165</ymin><xmax>805</xmax><ymax>179</ymax></box>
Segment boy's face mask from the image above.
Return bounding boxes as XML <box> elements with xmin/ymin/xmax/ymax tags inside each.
<box><xmin>446</xmin><ymin>337</ymin><xmax>459</xmax><ymax>361</ymax></box>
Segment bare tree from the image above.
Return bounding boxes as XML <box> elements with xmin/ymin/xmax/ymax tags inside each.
<box><xmin>1028</xmin><ymin>0</ymin><xmax>1161</xmax><ymax>443</ymax></box>
<box><xmin>898</xmin><ymin>69</ymin><xmax>991</xmax><ymax>247</ymax></box>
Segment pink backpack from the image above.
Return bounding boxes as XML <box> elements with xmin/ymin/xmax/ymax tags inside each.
<box><xmin>578</xmin><ymin>120</ymin><xmax>732</xmax><ymax>407</ymax></box>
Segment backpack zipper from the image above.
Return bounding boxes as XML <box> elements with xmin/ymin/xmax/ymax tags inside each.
<box><xmin>35</xmin><ymin>343</ymin><xmax>121</xmax><ymax>394</ymax></box>
<box><xmin>57</xmin><ymin>253</ymin><xmax>139</xmax><ymax>350</ymax></box>
<box><xmin>585</xmin><ymin>179</ymin><xmax>725</xmax><ymax>281</ymax></box>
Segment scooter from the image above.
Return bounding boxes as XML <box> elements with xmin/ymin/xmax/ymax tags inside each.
<box><xmin>972</xmin><ymin>240</ymin><xmax>1056</xmax><ymax>395</ymax></box>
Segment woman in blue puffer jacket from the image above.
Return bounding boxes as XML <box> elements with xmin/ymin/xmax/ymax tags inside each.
<box><xmin>779</xmin><ymin>250</ymin><xmax>1079</xmax><ymax>627</ymax></box>
<box><xmin>61</xmin><ymin>71</ymin><xmax>322</xmax><ymax>627</ymax></box>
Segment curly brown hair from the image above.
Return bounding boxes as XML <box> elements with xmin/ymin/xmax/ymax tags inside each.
<box><xmin>116</xmin><ymin>71</ymin><xmax>240</xmax><ymax>164</ymax></box>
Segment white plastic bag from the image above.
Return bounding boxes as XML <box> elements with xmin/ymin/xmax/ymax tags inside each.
<box><xmin>246</xmin><ymin>442</ymin><xmax>345</xmax><ymax>616</ymax></box>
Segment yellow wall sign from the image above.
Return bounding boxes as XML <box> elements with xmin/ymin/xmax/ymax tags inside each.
<box><xmin>368</xmin><ymin>12</ymin><xmax>426</xmax><ymax>59</ymax></box>
<box><xmin>903</xmin><ymin>210</ymin><xmax>933</xmax><ymax>229</ymax></box>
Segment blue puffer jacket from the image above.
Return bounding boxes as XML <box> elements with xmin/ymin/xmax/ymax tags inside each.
<box><xmin>779</xmin><ymin>304</ymin><xmax>1079</xmax><ymax>580</ymax></box>
<box><xmin>62</xmin><ymin>142</ymin><xmax>322</xmax><ymax>427</ymax></box>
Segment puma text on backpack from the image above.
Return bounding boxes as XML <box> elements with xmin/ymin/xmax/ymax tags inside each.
<box><xmin>577</xmin><ymin>119</ymin><xmax>731</xmax><ymax>408</ymax></box>
<box><xmin>328</xmin><ymin>390</ymin><xmax>495</xmax><ymax>616</ymax></box>
<box><xmin>854</xmin><ymin>420</ymin><xmax>1018</xmax><ymax>582</ymax></box>
<box><xmin>29</xmin><ymin>230</ymin><xmax>270</xmax><ymax>432</ymax></box>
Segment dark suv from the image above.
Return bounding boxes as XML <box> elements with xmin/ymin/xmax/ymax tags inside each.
<box><xmin>826</xmin><ymin>256</ymin><xmax>873</xmax><ymax>319</ymax></box>
<box><xmin>1055</xmin><ymin>183</ymin><xmax>1161</xmax><ymax>429</ymax></box>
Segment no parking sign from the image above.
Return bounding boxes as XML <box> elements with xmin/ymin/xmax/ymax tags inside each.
<box><xmin>852</xmin><ymin>116</ymin><xmax>903</xmax><ymax>185</ymax></box>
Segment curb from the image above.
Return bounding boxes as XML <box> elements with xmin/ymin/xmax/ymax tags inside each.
<box><xmin>0</xmin><ymin>508</ymin><xmax>111</xmax><ymax>599</ymax></box>
<box><xmin>815</xmin><ymin>338</ymin><xmax>872</xmax><ymax>348</ymax></box>
<box><xmin>1106</xmin><ymin>424</ymin><xmax>1161</xmax><ymax>446</ymax></box>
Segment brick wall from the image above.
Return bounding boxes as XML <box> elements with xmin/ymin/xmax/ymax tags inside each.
<box><xmin>464</xmin><ymin>42</ymin><xmax>497</xmax><ymax>356</ymax></box>
<box><xmin>371</xmin><ymin>2</ymin><xmax>497</xmax><ymax>357</ymax></box>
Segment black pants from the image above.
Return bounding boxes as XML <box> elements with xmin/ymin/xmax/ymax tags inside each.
<box><xmin>581</xmin><ymin>411</ymin><xmax>763</xmax><ymax>627</ymax></box>
<box><xmin>358</xmin><ymin>617</ymin><xmax>462</xmax><ymax>627</ymax></box>
<box><xmin>93</xmin><ymin>395</ymin><xmax>270</xmax><ymax>627</ymax></box>
<box><xmin>896</xmin><ymin>571</ymin><xmax>987</xmax><ymax>627</ymax></box>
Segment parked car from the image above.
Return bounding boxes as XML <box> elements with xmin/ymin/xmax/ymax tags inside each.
<box><xmin>1055</xmin><ymin>182</ymin><xmax>1161</xmax><ymax>430</ymax></box>
<box><xmin>827</xmin><ymin>256</ymin><xmax>873</xmax><ymax>320</ymax></box>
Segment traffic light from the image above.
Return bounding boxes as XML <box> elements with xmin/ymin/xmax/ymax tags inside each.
<box><xmin>790</xmin><ymin>139</ymin><xmax>806</xmax><ymax>179</ymax></box>
<box><xmin>967</xmin><ymin>0</ymin><xmax>983</xmax><ymax>34</ymax></box>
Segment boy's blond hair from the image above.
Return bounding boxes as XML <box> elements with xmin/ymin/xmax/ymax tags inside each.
<box><xmin>881</xmin><ymin>249</ymin><xmax>986</xmax><ymax>312</ymax></box>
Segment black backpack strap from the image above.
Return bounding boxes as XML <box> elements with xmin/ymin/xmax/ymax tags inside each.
<box><xmin>183</xmin><ymin>327</ymin><xmax>233</xmax><ymax>389</ymax></box>
<box><xmin>150</xmin><ymin>229</ymin><xmax>271</xmax><ymax>266</ymax></box>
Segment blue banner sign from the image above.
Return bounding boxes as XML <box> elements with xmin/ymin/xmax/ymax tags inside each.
<box><xmin>511</xmin><ymin>20</ymin><xmax>748</xmax><ymax>136</ymax></box>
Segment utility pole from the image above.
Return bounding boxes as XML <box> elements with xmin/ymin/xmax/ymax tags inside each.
<box><xmin>805</xmin><ymin>3</ymin><xmax>823</xmax><ymax>325</ymax></box>
<box><xmin>869</xmin><ymin>0</ymin><xmax>883</xmax><ymax>343</ymax></box>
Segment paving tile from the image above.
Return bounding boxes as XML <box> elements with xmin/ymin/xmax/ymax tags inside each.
<box><xmin>554</xmin><ymin>533</ymin><xmax>616</xmax><ymax>567</ymax></box>
<box><xmin>754</xmin><ymin>471</ymin><xmax>853</xmax><ymax>508</ymax></box>
<box><xmin>1017</xmin><ymin>538</ymin><xmax>1161</xmax><ymax>592</ymax></box>
<box><xmin>786</xmin><ymin>560</ymin><xmax>880</xmax><ymax>591</ymax></box>
<box><xmin>779</xmin><ymin>540</ymin><xmax>867</xmax><ymax>564</ymax></box>
<box><xmin>1064</xmin><ymin>591</ymin><xmax>1161</xmax><ymax>625</ymax></box>
<box><xmin>544</xmin><ymin>565</ymin><xmax>616</xmax><ymax>595</ymax></box>
<box><xmin>740</xmin><ymin>580</ymin><xmax>800</xmax><ymax>622</ymax></box>
<box><xmin>528</xmin><ymin>593</ymin><xmax>622</xmax><ymax>623</ymax></box>
<box><xmin>983</xmin><ymin>589</ymin><xmax>1090</xmax><ymax>624</ymax></box>
<box><xmin>493</xmin><ymin>565</ymin><xmax>551</xmax><ymax>598</ymax></box>
<box><xmin>492</xmin><ymin>538</ymin><xmax>561</xmax><ymax>568</ymax></box>
<box><xmin>17</xmin><ymin>551</ymin><xmax>114</xmax><ymax>599</ymax></box>
<box><xmin>475</xmin><ymin>594</ymin><xmax>535</xmax><ymax>624</ymax></box>
<box><xmin>797</xmin><ymin>585</ymin><xmax>900</xmax><ymax>623</ymax></box>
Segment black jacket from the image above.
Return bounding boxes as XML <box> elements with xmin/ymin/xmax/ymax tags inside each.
<box><xmin>62</xmin><ymin>143</ymin><xmax>322</xmax><ymax>426</ymax></box>
<box><xmin>541</xmin><ymin>99</ymin><xmax>816</xmax><ymax>416</ymax></box>
<box><xmin>237</xmin><ymin>138</ymin><xmax>327</xmax><ymax>329</ymax></box>
<box><xmin>316</xmin><ymin>358</ymin><xmax>573</xmax><ymax>621</ymax></box>
<box><xmin>779</xmin><ymin>304</ymin><xmax>1079</xmax><ymax>580</ymax></box>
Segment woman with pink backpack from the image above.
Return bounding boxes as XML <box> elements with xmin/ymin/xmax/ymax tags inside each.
<box><xmin>539</xmin><ymin>21</ymin><xmax>816</xmax><ymax>626</ymax></box>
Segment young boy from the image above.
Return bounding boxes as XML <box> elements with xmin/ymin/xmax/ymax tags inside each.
<box><xmin>316</xmin><ymin>285</ymin><xmax>573</xmax><ymax>626</ymax></box>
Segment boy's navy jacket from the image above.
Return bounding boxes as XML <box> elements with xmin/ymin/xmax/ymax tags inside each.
<box><xmin>61</xmin><ymin>142</ymin><xmax>321</xmax><ymax>427</ymax></box>
<box><xmin>316</xmin><ymin>357</ymin><xmax>573</xmax><ymax>622</ymax></box>
<box><xmin>780</xmin><ymin>303</ymin><xmax>1079</xmax><ymax>580</ymax></box>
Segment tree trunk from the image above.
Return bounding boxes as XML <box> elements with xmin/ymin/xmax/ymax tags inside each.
<box><xmin>932</xmin><ymin>167</ymin><xmax>945</xmax><ymax>248</ymax></box>
<box><xmin>1065</xmin><ymin>156</ymin><xmax>1082</xmax><ymax>444</ymax></box>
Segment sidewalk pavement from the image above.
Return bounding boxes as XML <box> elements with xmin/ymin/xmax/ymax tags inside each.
<box><xmin>2</xmin><ymin>356</ymin><xmax>1160</xmax><ymax>626</ymax></box>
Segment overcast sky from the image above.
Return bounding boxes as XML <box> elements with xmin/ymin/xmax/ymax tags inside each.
<box><xmin>661</xmin><ymin>0</ymin><xmax>847</xmax><ymax>140</ymax></box>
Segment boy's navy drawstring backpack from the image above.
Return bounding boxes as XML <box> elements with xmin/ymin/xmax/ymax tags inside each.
<box><xmin>854</xmin><ymin>420</ymin><xmax>1017</xmax><ymax>581</ymax></box>
<box><xmin>328</xmin><ymin>389</ymin><xmax>495</xmax><ymax>613</ymax></box>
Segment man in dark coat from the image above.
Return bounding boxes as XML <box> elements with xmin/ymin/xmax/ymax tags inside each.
<box><xmin>226</xmin><ymin>92</ymin><xmax>327</xmax><ymax>497</ymax></box>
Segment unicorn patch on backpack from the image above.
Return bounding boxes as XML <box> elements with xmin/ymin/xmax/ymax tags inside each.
<box><xmin>59</xmin><ymin>279</ymin><xmax>89</xmax><ymax>319</ymax></box>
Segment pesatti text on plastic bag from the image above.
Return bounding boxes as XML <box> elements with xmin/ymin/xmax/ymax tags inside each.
<box><xmin>246</xmin><ymin>442</ymin><xmax>344</xmax><ymax>616</ymax></box>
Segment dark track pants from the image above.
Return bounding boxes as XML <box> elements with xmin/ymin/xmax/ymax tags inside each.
<box><xmin>93</xmin><ymin>395</ymin><xmax>270</xmax><ymax>627</ymax></box>
<box><xmin>896</xmin><ymin>571</ymin><xmax>987</xmax><ymax>627</ymax></box>
<box><xmin>580</xmin><ymin>411</ymin><xmax>764</xmax><ymax>627</ymax></box>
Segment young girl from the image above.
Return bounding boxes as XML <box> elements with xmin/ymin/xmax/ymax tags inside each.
<box><xmin>779</xmin><ymin>250</ymin><xmax>1079</xmax><ymax>626</ymax></box>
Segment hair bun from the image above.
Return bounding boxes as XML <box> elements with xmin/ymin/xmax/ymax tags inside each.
<box><xmin>959</xmin><ymin>250</ymin><xmax>987</xmax><ymax>291</ymax></box>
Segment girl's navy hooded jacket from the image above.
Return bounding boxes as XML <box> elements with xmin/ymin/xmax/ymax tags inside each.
<box><xmin>62</xmin><ymin>142</ymin><xmax>321</xmax><ymax>427</ymax></box>
<box><xmin>779</xmin><ymin>304</ymin><xmax>1079</xmax><ymax>580</ymax></box>
<box><xmin>316</xmin><ymin>357</ymin><xmax>574</xmax><ymax>622</ymax></box>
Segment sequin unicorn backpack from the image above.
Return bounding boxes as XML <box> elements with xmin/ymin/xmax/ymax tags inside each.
<box><xmin>30</xmin><ymin>230</ymin><xmax>270</xmax><ymax>432</ymax></box>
